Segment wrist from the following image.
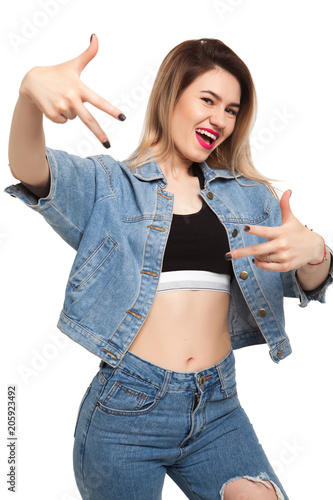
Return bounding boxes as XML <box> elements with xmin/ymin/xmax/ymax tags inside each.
<box><xmin>17</xmin><ymin>89</ymin><xmax>43</xmax><ymax>120</ymax></box>
<box><xmin>19</xmin><ymin>67</ymin><xmax>40</xmax><ymax>102</ymax></box>
<box><xmin>306</xmin><ymin>231</ymin><xmax>327</xmax><ymax>265</ymax></box>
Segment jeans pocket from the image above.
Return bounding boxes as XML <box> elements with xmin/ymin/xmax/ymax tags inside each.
<box><xmin>74</xmin><ymin>383</ymin><xmax>92</xmax><ymax>438</ymax></box>
<box><xmin>97</xmin><ymin>368</ymin><xmax>161</xmax><ymax>416</ymax></box>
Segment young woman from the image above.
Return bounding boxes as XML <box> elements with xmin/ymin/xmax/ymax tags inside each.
<box><xmin>6</xmin><ymin>35</ymin><xmax>332</xmax><ymax>500</ymax></box>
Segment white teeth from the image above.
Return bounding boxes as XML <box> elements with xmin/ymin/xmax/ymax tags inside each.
<box><xmin>195</xmin><ymin>128</ymin><xmax>218</xmax><ymax>141</ymax></box>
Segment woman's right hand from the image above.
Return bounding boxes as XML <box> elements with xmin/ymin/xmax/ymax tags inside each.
<box><xmin>19</xmin><ymin>34</ymin><xmax>125</xmax><ymax>148</ymax></box>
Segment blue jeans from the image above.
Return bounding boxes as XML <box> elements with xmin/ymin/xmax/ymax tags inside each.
<box><xmin>73</xmin><ymin>347</ymin><xmax>288</xmax><ymax>499</ymax></box>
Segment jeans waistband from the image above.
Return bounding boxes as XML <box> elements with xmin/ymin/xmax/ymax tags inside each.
<box><xmin>101</xmin><ymin>346</ymin><xmax>235</xmax><ymax>391</ymax></box>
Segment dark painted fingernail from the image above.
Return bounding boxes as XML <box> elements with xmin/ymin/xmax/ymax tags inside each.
<box><xmin>289</xmin><ymin>189</ymin><xmax>292</xmax><ymax>196</ymax></box>
<box><xmin>252</xmin><ymin>258</ymin><xmax>255</xmax><ymax>263</ymax></box>
<box><xmin>118</xmin><ymin>114</ymin><xmax>126</xmax><ymax>121</ymax></box>
<box><xmin>103</xmin><ymin>140</ymin><xmax>111</xmax><ymax>149</ymax></box>
<box><xmin>244</xmin><ymin>225</ymin><xmax>250</xmax><ymax>232</ymax></box>
<box><xmin>90</xmin><ymin>34</ymin><xmax>95</xmax><ymax>43</ymax></box>
<box><xmin>225</xmin><ymin>253</ymin><xmax>232</xmax><ymax>261</ymax></box>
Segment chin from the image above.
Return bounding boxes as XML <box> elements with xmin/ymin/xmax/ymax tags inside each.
<box><xmin>191</xmin><ymin>150</ymin><xmax>215</xmax><ymax>164</ymax></box>
<box><xmin>175</xmin><ymin>143</ymin><xmax>218</xmax><ymax>165</ymax></box>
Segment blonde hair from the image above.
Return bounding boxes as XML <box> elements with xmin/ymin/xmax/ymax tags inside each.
<box><xmin>126</xmin><ymin>38</ymin><xmax>278</xmax><ymax>198</ymax></box>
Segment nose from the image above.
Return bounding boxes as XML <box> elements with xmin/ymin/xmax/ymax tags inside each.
<box><xmin>209</xmin><ymin>108</ymin><xmax>226</xmax><ymax>130</ymax></box>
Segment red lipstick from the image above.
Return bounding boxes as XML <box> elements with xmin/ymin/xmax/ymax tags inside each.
<box><xmin>195</xmin><ymin>127</ymin><xmax>220</xmax><ymax>150</ymax></box>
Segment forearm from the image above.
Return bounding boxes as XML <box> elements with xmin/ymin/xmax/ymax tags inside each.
<box><xmin>8</xmin><ymin>89</ymin><xmax>50</xmax><ymax>198</ymax></box>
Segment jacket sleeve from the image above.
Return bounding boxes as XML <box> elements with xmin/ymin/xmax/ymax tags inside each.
<box><xmin>4</xmin><ymin>147</ymin><xmax>108</xmax><ymax>250</ymax></box>
<box><xmin>268</xmin><ymin>190</ymin><xmax>333</xmax><ymax>307</ymax></box>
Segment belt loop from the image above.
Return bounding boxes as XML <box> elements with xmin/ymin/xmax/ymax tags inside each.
<box><xmin>216</xmin><ymin>363</ymin><xmax>226</xmax><ymax>394</ymax></box>
<box><xmin>156</xmin><ymin>371</ymin><xmax>171</xmax><ymax>400</ymax></box>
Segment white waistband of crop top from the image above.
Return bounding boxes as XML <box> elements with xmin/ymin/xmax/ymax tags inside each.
<box><xmin>156</xmin><ymin>270</ymin><xmax>231</xmax><ymax>293</ymax></box>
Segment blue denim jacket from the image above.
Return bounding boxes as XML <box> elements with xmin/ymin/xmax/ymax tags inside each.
<box><xmin>5</xmin><ymin>148</ymin><xmax>333</xmax><ymax>365</ymax></box>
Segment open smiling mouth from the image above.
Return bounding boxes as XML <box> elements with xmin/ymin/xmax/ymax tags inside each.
<box><xmin>195</xmin><ymin>128</ymin><xmax>220</xmax><ymax>150</ymax></box>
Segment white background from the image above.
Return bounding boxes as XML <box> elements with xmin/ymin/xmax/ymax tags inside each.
<box><xmin>1</xmin><ymin>1</ymin><xmax>332</xmax><ymax>499</ymax></box>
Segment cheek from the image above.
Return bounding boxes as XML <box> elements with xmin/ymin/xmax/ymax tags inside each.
<box><xmin>172</xmin><ymin>107</ymin><xmax>192</xmax><ymax>142</ymax></box>
<box><xmin>225</xmin><ymin>119</ymin><xmax>237</xmax><ymax>138</ymax></box>
<box><xmin>215</xmin><ymin>120</ymin><xmax>237</xmax><ymax>149</ymax></box>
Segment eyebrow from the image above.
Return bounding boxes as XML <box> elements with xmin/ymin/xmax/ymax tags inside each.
<box><xmin>200</xmin><ymin>90</ymin><xmax>241</xmax><ymax>108</ymax></box>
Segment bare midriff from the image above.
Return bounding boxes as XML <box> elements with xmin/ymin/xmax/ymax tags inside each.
<box><xmin>128</xmin><ymin>168</ymin><xmax>232</xmax><ymax>372</ymax></box>
<box><xmin>128</xmin><ymin>290</ymin><xmax>231</xmax><ymax>372</ymax></box>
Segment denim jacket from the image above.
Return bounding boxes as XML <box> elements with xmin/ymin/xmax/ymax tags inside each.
<box><xmin>5</xmin><ymin>148</ymin><xmax>333</xmax><ymax>365</ymax></box>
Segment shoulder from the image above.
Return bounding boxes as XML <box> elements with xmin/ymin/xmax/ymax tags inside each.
<box><xmin>206</xmin><ymin>163</ymin><xmax>276</xmax><ymax>201</ymax></box>
<box><xmin>90</xmin><ymin>153</ymin><xmax>130</xmax><ymax>177</ymax></box>
<box><xmin>218</xmin><ymin>174</ymin><xmax>281</xmax><ymax>224</ymax></box>
<box><xmin>239</xmin><ymin>177</ymin><xmax>281</xmax><ymax>224</ymax></box>
<box><xmin>225</xmin><ymin>174</ymin><xmax>279</xmax><ymax>204</ymax></box>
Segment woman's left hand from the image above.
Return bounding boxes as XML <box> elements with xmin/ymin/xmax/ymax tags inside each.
<box><xmin>225</xmin><ymin>190</ymin><xmax>325</xmax><ymax>272</ymax></box>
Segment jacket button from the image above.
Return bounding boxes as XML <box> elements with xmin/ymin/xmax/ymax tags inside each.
<box><xmin>232</xmin><ymin>229</ymin><xmax>238</xmax><ymax>237</ymax></box>
<box><xmin>240</xmin><ymin>271</ymin><xmax>248</xmax><ymax>280</ymax></box>
<box><xmin>199</xmin><ymin>375</ymin><xmax>206</xmax><ymax>386</ymax></box>
<box><xmin>258</xmin><ymin>308</ymin><xmax>267</xmax><ymax>318</ymax></box>
<box><xmin>207</xmin><ymin>192</ymin><xmax>214</xmax><ymax>200</ymax></box>
<box><xmin>277</xmin><ymin>349</ymin><xmax>284</xmax><ymax>359</ymax></box>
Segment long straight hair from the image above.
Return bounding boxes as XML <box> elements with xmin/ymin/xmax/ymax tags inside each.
<box><xmin>126</xmin><ymin>38</ymin><xmax>277</xmax><ymax>197</ymax></box>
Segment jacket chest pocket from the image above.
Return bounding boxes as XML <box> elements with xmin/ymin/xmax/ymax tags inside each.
<box><xmin>225</xmin><ymin>207</ymin><xmax>272</xmax><ymax>226</ymax></box>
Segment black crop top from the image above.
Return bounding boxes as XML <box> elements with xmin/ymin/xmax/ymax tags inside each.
<box><xmin>157</xmin><ymin>163</ymin><xmax>233</xmax><ymax>293</ymax></box>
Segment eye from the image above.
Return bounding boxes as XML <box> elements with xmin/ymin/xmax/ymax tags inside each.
<box><xmin>226</xmin><ymin>108</ymin><xmax>238</xmax><ymax>116</ymax></box>
<box><xmin>201</xmin><ymin>97</ymin><xmax>214</xmax><ymax>105</ymax></box>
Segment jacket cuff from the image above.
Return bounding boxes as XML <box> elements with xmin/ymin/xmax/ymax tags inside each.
<box><xmin>4</xmin><ymin>148</ymin><xmax>55</xmax><ymax>211</ymax></box>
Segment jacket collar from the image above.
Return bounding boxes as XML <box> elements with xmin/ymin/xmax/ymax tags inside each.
<box><xmin>132</xmin><ymin>158</ymin><xmax>242</xmax><ymax>186</ymax></box>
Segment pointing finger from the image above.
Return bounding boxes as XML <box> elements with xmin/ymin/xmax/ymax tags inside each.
<box><xmin>76</xmin><ymin>103</ymin><xmax>111</xmax><ymax>148</ymax></box>
<box><xmin>225</xmin><ymin>241</ymin><xmax>275</xmax><ymax>261</ymax></box>
<box><xmin>242</xmin><ymin>224</ymin><xmax>280</xmax><ymax>239</ymax></box>
<box><xmin>82</xmin><ymin>85</ymin><xmax>126</xmax><ymax>121</ymax></box>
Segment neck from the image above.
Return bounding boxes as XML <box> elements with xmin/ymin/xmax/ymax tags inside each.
<box><xmin>151</xmin><ymin>146</ymin><xmax>193</xmax><ymax>181</ymax></box>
